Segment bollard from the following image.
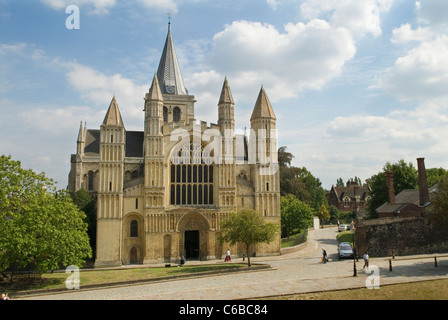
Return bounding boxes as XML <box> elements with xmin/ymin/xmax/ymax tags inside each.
<box><xmin>389</xmin><ymin>259</ymin><xmax>392</xmax><ymax>272</ymax></box>
<box><xmin>353</xmin><ymin>259</ymin><xmax>357</xmax><ymax>277</ymax></box>
<box><xmin>435</xmin><ymin>257</ymin><xmax>438</xmax><ymax>268</ymax></box>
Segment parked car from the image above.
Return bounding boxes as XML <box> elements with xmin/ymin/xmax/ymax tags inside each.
<box><xmin>338</xmin><ymin>242</ymin><xmax>354</xmax><ymax>259</ymax></box>
<box><xmin>338</xmin><ymin>224</ymin><xmax>348</xmax><ymax>232</ymax></box>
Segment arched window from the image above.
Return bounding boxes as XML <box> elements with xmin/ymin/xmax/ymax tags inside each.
<box><xmin>163</xmin><ymin>106</ymin><xmax>168</xmax><ymax>123</ymax></box>
<box><xmin>173</xmin><ymin>107</ymin><xmax>181</xmax><ymax>122</ymax></box>
<box><xmin>130</xmin><ymin>220</ymin><xmax>138</xmax><ymax>237</ymax></box>
<box><xmin>88</xmin><ymin>171</ymin><xmax>94</xmax><ymax>190</ymax></box>
<box><xmin>344</xmin><ymin>196</ymin><xmax>350</xmax><ymax>207</ymax></box>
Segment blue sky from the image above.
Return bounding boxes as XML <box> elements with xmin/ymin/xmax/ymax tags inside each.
<box><xmin>1</xmin><ymin>0</ymin><xmax>448</xmax><ymax>190</ymax></box>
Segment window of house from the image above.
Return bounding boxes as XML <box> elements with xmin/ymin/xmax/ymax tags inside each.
<box><xmin>344</xmin><ymin>196</ymin><xmax>350</xmax><ymax>207</ymax></box>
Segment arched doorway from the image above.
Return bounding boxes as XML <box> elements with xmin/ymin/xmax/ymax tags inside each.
<box><xmin>130</xmin><ymin>247</ymin><xmax>138</xmax><ymax>264</ymax></box>
<box><xmin>177</xmin><ymin>212</ymin><xmax>210</xmax><ymax>261</ymax></box>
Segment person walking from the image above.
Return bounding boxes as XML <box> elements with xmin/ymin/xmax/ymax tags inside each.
<box><xmin>362</xmin><ymin>251</ymin><xmax>369</xmax><ymax>269</ymax></box>
<box><xmin>322</xmin><ymin>248</ymin><xmax>328</xmax><ymax>263</ymax></box>
<box><xmin>225</xmin><ymin>249</ymin><xmax>231</xmax><ymax>262</ymax></box>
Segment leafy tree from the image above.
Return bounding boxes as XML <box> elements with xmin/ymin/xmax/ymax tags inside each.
<box><xmin>318</xmin><ymin>204</ymin><xmax>330</xmax><ymax>223</ymax></box>
<box><xmin>336</xmin><ymin>178</ymin><xmax>344</xmax><ymax>187</ymax></box>
<box><xmin>0</xmin><ymin>155</ymin><xmax>92</xmax><ymax>278</ymax></box>
<box><xmin>365</xmin><ymin>160</ymin><xmax>418</xmax><ymax>218</ymax></box>
<box><xmin>219</xmin><ymin>209</ymin><xmax>278</xmax><ymax>267</ymax></box>
<box><xmin>426</xmin><ymin>168</ymin><xmax>447</xmax><ymax>188</ymax></box>
<box><xmin>430</xmin><ymin>172</ymin><xmax>448</xmax><ymax>227</ymax></box>
<box><xmin>71</xmin><ymin>188</ymin><xmax>97</xmax><ymax>259</ymax></box>
<box><xmin>280</xmin><ymin>195</ymin><xmax>314</xmax><ymax>237</ymax></box>
<box><xmin>278</xmin><ymin>146</ymin><xmax>327</xmax><ymax>215</ymax></box>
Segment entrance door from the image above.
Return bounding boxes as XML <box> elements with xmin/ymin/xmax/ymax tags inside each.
<box><xmin>130</xmin><ymin>247</ymin><xmax>138</xmax><ymax>264</ymax></box>
<box><xmin>185</xmin><ymin>230</ymin><xmax>199</xmax><ymax>259</ymax></box>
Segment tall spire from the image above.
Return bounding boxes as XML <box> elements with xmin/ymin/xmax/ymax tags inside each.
<box><xmin>219</xmin><ymin>76</ymin><xmax>234</xmax><ymax>105</ymax></box>
<box><xmin>156</xmin><ymin>21</ymin><xmax>188</xmax><ymax>95</ymax></box>
<box><xmin>102</xmin><ymin>96</ymin><xmax>124</xmax><ymax>126</ymax></box>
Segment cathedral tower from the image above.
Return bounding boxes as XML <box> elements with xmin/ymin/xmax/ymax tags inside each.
<box><xmin>250</xmin><ymin>87</ymin><xmax>280</xmax><ymax>250</ymax></box>
<box><xmin>95</xmin><ymin>96</ymin><xmax>126</xmax><ymax>267</ymax></box>
<box><xmin>217</xmin><ymin>77</ymin><xmax>237</xmax><ymax>210</ymax></box>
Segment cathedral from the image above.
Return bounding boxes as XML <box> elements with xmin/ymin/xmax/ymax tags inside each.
<box><xmin>68</xmin><ymin>23</ymin><xmax>281</xmax><ymax>267</ymax></box>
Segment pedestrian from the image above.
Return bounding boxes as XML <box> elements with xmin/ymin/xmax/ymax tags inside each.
<box><xmin>179</xmin><ymin>256</ymin><xmax>185</xmax><ymax>267</ymax></box>
<box><xmin>322</xmin><ymin>248</ymin><xmax>328</xmax><ymax>263</ymax></box>
<box><xmin>363</xmin><ymin>251</ymin><xmax>369</xmax><ymax>269</ymax></box>
<box><xmin>225</xmin><ymin>249</ymin><xmax>231</xmax><ymax>262</ymax></box>
<box><xmin>1</xmin><ymin>293</ymin><xmax>10</xmax><ymax>300</ymax></box>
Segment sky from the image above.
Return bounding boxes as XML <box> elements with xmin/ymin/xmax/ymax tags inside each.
<box><xmin>1</xmin><ymin>0</ymin><xmax>448</xmax><ymax>190</ymax></box>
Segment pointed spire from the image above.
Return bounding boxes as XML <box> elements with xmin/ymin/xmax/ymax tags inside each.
<box><xmin>148</xmin><ymin>74</ymin><xmax>164</xmax><ymax>101</ymax></box>
<box><xmin>250</xmin><ymin>86</ymin><xmax>276</xmax><ymax>121</ymax></box>
<box><xmin>102</xmin><ymin>96</ymin><xmax>124</xmax><ymax>126</ymax></box>
<box><xmin>156</xmin><ymin>22</ymin><xmax>188</xmax><ymax>95</ymax></box>
<box><xmin>219</xmin><ymin>77</ymin><xmax>234</xmax><ymax>105</ymax></box>
<box><xmin>77</xmin><ymin>121</ymin><xmax>84</xmax><ymax>142</ymax></box>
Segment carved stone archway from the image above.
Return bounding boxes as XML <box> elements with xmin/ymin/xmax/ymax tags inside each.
<box><xmin>177</xmin><ymin>212</ymin><xmax>210</xmax><ymax>260</ymax></box>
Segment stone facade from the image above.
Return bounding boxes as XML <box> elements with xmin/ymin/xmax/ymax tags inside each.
<box><xmin>68</xmin><ymin>24</ymin><xmax>281</xmax><ymax>267</ymax></box>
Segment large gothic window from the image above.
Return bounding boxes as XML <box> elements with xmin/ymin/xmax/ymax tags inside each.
<box><xmin>170</xmin><ymin>142</ymin><xmax>214</xmax><ymax>206</ymax></box>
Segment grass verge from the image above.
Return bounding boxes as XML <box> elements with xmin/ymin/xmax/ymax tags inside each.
<box><xmin>1</xmin><ymin>263</ymin><xmax>250</xmax><ymax>294</ymax></box>
<box><xmin>270</xmin><ymin>278</ymin><xmax>448</xmax><ymax>300</ymax></box>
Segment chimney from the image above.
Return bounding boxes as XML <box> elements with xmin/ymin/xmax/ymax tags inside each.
<box><xmin>417</xmin><ymin>157</ymin><xmax>430</xmax><ymax>206</ymax></box>
<box><xmin>386</xmin><ymin>171</ymin><xmax>395</xmax><ymax>204</ymax></box>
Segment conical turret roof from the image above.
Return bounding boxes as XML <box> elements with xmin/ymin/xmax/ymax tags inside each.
<box><xmin>250</xmin><ymin>86</ymin><xmax>276</xmax><ymax>121</ymax></box>
<box><xmin>148</xmin><ymin>74</ymin><xmax>164</xmax><ymax>101</ymax></box>
<box><xmin>156</xmin><ymin>23</ymin><xmax>188</xmax><ymax>95</ymax></box>
<box><xmin>102</xmin><ymin>96</ymin><xmax>124</xmax><ymax>126</ymax></box>
<box><xmin>219</xmin><ymin>77</ymin><xmax>234</xmax><ymax>105</ymax></box>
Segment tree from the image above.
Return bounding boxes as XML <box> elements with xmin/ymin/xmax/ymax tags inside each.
<box><xmin>430</xmin><ymin>172</ymin><xmax>448</xmax><ymax>228</ymax></box>
<box><xmin>219</xmin><ymin>210</ymin><xmax>278</xmax><ymax>267</ymax></box>
<box><xmin>280</xmin><ymin>195</ymin><xmax>314</xmax><ymax>237</ymax></box>
<box><xmin>365</xmin><ymin>160</ymin><xmax>418</xmax><ymax>218</ymax></box>
<box><xmin>0</xmin><ymin>155</ymin><xmax>92</xmax><ymax>278</ymax></box>
<box><xmin>71</xmin><ymin>188</ymin><xmax>97</xmax><ymax>259</ymax></box>
<box><xmin>336</xmin><ymin>178</ymin><xmax>344</xmax><ymax>187</ymax></box>
<box><xmin>318</xmin><ymin>204</ymin><xmax>330</xmax><ymax>224</ymax></box>
<box><xmin>278</xmin><ymin>146</ymin><xmax>327</xmax><ymax>215</ymax></box>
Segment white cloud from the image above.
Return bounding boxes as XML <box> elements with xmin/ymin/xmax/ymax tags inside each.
<box><xmin>207</xmin><ymin>19</ymin><xmax>356</xmax><ymax>103</ymax></box>
<box><xmin>415</xmin><ymin>0</ymin><xmax>448</xmax><ymax>29</ymax></box>
<box><xmin>391</xmin><ymin>23</ymin><xmax>434</xmax><ymax>43</ymax></box>
<box><xmin>65</xmin><ymin>63</ymin><xmax>148</xmax><ymax>129</ymax></box>
<box><xmin>380</xmin><ymin>35</ymin><xmax>448</xmax><ymax>101</ymax></box>
<box><xmin>299</xmin><ymin>0</ymin><xmax>394</xmax><ymax>38</ymax></box>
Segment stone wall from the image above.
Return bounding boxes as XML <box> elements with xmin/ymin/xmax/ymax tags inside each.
<box><xmin>354</xmin><ymin>216</ymin><xmax>448</xmax><ymax>258</ymax></box>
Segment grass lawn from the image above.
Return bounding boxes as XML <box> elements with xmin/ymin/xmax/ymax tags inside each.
<box><xmin>272</xmin><ymin>279</ymin><xmax>448</xmax><ymax>300</ymax></box>
<box><xmin>1</xmin><ymin>263</ymin><xmax>248</xmax><ymax>293</ymax></box>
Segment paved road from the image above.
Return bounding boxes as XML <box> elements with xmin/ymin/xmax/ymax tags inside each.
<box><xmin>16</xmin><ymin>227</ymin><xmax>448</xmax><ymax>300</ymax></box>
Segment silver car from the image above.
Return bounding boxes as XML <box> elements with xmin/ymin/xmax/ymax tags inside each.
<box><xmin>338</xmin><ymin>242</ymin><xmax>354</xmax><ymax>259</ymax></box>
